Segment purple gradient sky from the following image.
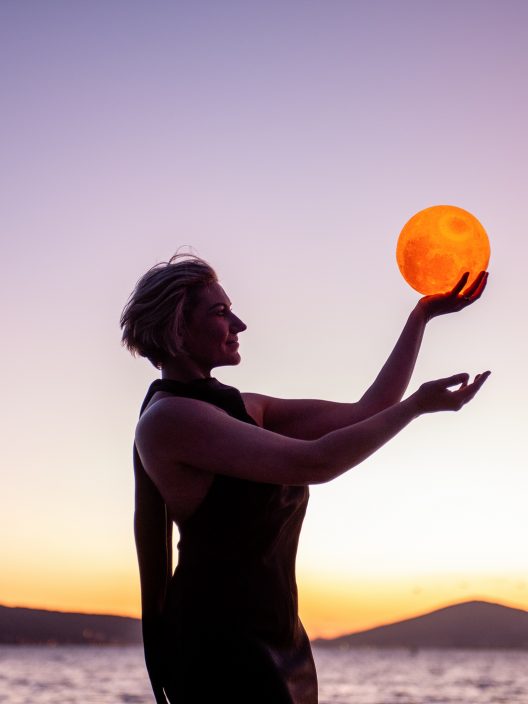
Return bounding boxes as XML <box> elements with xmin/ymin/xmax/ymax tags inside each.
<box><xmin>2</xmin><ymin>1</ymin><xmax>527</xmax><ymax>634</ymax></box>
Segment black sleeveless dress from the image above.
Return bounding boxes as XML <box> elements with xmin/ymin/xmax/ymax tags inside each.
<box><xmin>139</xmin><ymin>377</ymin><xmax>318</xmax><ymax>704</ymax></box>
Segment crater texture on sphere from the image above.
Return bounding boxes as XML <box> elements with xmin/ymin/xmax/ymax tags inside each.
<box><xmin>396</xmin><ymin>205</ymin><xmax>490</xmax><ymax>295</ymax></box>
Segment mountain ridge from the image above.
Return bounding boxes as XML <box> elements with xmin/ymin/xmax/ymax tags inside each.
<box><xmin>0</xmin><ymin>604</ymin><xmax>141</xmax><ymax>645</ymax></box>
<box><xmin>313</xmin><ymin>600</ymin><xmax>528</xmax><ymax>649</ymax></box>
<box><xmin>2</xmin><ymin>600</ymin><xmax>528</xmax><ymax>648</ymax></box>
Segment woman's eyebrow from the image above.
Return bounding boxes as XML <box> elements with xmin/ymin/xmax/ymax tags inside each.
<box><xmin>208</xmin><ymin>301</ymin><xmax>232</xmax><ymax>311</ymax></box>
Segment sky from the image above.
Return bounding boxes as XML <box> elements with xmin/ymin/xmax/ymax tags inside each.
<box><xmin>1</xmin><ymin>0</ymin><xmax>527</xmax><ymax>638</ymax></box>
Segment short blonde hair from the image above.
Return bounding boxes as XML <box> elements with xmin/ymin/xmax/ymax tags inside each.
<box><xmin>120</xmin><ymin>253</ymin><xmax>217</xmax><ymax>368</ymax></box>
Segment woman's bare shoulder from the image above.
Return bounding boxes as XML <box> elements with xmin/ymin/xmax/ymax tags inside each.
<box><xmin>136</xmin><ymin>394</ymin><xmax>227</xmax><ymax>446</ymax></box>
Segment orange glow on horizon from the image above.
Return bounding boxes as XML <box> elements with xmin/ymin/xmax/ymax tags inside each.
<box><xmin>297</xmin><ymin>571</ymin><xmax>528</xmax><ymax>638</ymax></box>
<box><xmin>396</xmin><ymin>205</ymin><xmax>490</xmax><ymax>295</ymax></box>
<box><xmin>0</xmin><ymin>564</ymin><xmax>141</xmax><ymax>619</ymax></box>
<box><xmin>3</xmin><ymin>570</ymin><xmax>528</xmax><ymax>639</ymax></box>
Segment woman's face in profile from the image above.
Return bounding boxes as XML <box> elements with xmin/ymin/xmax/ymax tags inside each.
<box><xmin>181</xmin><ymin>282</ymin><xmax>247</xmax><ymax>372</ymax></box>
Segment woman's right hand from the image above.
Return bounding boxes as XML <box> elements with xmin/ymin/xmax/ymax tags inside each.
<box><xmin>413</xmin><ymin>371</ymin><xmax>491</xmax><ymax>414</ymax></box>
<box><xmin>417</xmin><ymin>271</ymin><xmax>488</xmax><ymax>323</ymax></box>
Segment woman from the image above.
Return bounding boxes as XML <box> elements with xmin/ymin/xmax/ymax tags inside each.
<box><xmin>121</xmin><ymin>253</ymin><xmax>489</xmax><ymax>704</ymax></box>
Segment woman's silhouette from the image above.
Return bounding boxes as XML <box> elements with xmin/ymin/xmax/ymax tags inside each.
<box><xmin>120</xmin><ymin>254</ymin><xmax>488</xmax><ymax>703</ymax></box>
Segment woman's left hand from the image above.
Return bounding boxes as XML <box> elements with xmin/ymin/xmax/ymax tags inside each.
<box><xmin>417</xmin><ymin>270</ymin><xmax>488</xmax><ymax>322</ymax></box>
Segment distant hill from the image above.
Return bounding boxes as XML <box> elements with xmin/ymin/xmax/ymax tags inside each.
<box><xmin>3</xmin><ymin>600</ymin><xmax>528</xmax><ymax>648</ymax></box>
<box><xmin>0</xmin><ymin>605</ymin><xmax>142</xmax><ymax>645</ymax></box>
<box><xmin>313</xmin><ymin>600</ymin><xmax>528</xmax><ymax>650</ymax></box>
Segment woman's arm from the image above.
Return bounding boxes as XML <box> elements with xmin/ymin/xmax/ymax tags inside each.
<box><xmin>244</xmin><ymin>305</ymin><xmax>429</xmax><ymax>439</ymax></box>
<box><xmin>136</xmin><ymin>371</ymin><xmax>490</xmax><ymax>493</ymax></box>
<box><xmin>244</xmin><ymin>271</ymin><xmax>488</xmax><ymax>440</ymax></box>
<box><xmin>358</xmin><ymin>271</ymin><xmax>487</xmax><ymax>413</ymax></box>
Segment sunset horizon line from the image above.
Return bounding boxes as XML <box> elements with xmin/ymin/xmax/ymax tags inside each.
<box><xmin>3</xmin><ymin>594</ymin><xmax>527</xmax><ymax>641</ymax></box>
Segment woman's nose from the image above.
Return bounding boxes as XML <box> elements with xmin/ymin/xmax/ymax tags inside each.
<box><xmin>231</xmin><ymin>314</ymin><xmax>247</xmax><ymax>333</ymax></box>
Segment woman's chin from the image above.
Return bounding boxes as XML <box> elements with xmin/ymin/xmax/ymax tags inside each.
<box><xmin>213</xmin><ymin>352</ymin><xmax>241</xmax><ymax>368</ymax></box>
<box><xmin>228</xmin><ymin>351</ymin><xmax>242</xmax><ymax>365</ymax></box>
<box><xmin>225</xmin><ymin>345</ymin><xmax>241</xmax><ymax>364</ymax></box>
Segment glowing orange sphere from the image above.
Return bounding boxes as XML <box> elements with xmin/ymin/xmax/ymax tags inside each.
<box><xmin>396</xmin><ymin>205</ymin><xmax>490</xmax><ymax>295</ymax></box>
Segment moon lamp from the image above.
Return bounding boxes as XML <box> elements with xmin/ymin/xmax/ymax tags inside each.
<box><xmin>396</xmin><ymin>205</ymin><xmax>490</xmax><ymax>295</ymax></box>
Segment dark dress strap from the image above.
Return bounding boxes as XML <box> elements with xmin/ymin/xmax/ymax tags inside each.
<box><xmin>140</xmin><ymin>377</ymin><xmax>257</xmax><ymax>425</ymax></box>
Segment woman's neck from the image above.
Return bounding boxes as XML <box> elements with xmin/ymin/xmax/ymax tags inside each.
<box><xmin>161</xmin><ymin>356</ymin><xmax>212</xmax><ymax>382</ymax></box>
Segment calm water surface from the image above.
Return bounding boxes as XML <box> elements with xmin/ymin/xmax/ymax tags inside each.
<box><xmin>1</xmin><ymin>645</ymin><xmax>527</xmax><ymax>703</ymax></box>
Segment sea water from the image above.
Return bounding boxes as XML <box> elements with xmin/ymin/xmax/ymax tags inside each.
<box><xmin>1</xmin><ymin>645</ymin><xmax>528</xmax><ymax>703</ymax></box>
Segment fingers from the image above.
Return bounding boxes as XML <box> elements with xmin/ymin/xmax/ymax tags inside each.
<box><xmin>466</xmin><ymin>370</ymin><xmax>491</xmax><ymax>392</ymax></box>
<box><xmin>462</xmin><ymin>270</ymin><xmax>489</xmax><ymax>300</ymax></box>
<box><xmin>437</xmin><ymin>372</ymin><xmax>471</xmax><ymax>388</ymax></box>
<box><xmin>417</xmin><ymin>371</ymin><xmax>490</xmax><ymax>414</ymax></box>
<box><xmin>455</xmin><ymin>370</ymin><xmax>491</xmax><ymax>408</ymax></box>
<box><xmin>450</xmin><ymin>272</ymin><xmax>470</xmax><ymax>297</ymax></box>
<box><xmin>473</xmin><ymin>270</ymin><xmax>488</xmax><ymax>299</ymax></box>
<box><xmin>474</xmin><ymin>370</ymin><xmax>491</xmax><ymax>385</ymax></box>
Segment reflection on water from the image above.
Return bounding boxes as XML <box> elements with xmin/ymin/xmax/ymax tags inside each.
<box><xmin>1</xmin><ymin>645</ymin><xmax>528</xmax><ymax>703</ymax></box>
<box><xmin>315</xmin><ymin>647</ymin><xmax>528</xmax><ymax>703</ymax></box>
<box><xmin>0</xmin><ymin>646</ymin><xmax>149</xmax><ymax>704</ymax></box>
